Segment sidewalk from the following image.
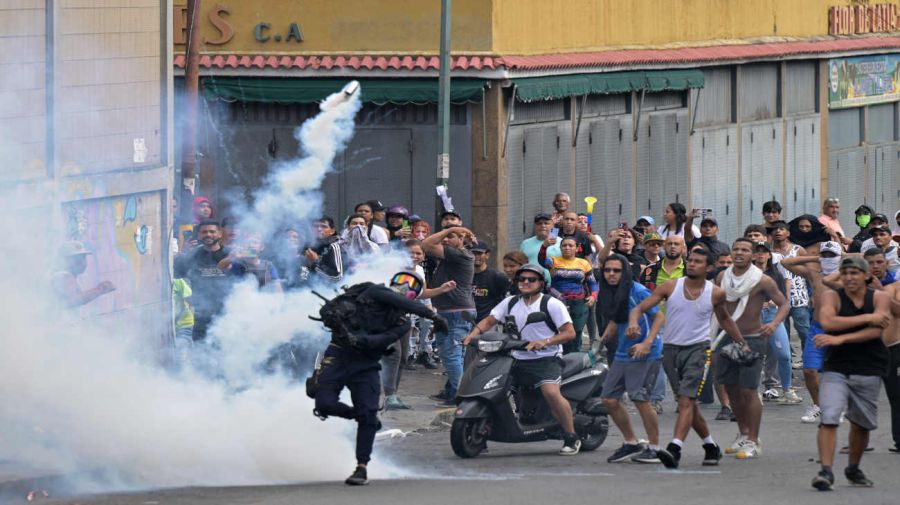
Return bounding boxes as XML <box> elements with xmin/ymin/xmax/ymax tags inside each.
<box><xmin>0</xmin><ymin>460</ymin><xmax>64</xmax><ymax>504</ymax></box>
<box><xmin>378</xmin><ymin>364</ymin><xmax>456</xmax><ymax>434</ymax></box>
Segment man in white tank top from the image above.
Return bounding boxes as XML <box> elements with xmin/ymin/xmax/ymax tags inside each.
<box><xmin>627</xmin><ymin>248</ymin><xmax>745</xmax><ymax>469</ymax></box>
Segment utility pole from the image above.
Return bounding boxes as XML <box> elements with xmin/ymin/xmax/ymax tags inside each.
<box><xmin>435</xmin><ymin>0</ymin><xmax>451</xmax><ymax>228</ymax></box>
<box><xmin>181</xmin><ymin>0</ymin><xmax>202</xmax><ymax>222</ymax></box>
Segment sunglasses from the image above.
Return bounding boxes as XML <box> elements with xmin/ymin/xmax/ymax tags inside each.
<box><xmin>517</xmin><ymin>276</ymin><xmax>541</xmax><ymax>283</ymax></box>
<box><xmin>602</xmin><ymin>268</ymin><xmax>624</xmax><ymax>273</ymax></box>
<box><xmin>390</xmin><ymin>273</ymin><xmax>422</xmax><ymax>292</ymax></box>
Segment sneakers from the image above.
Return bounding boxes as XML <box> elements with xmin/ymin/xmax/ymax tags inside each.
<box><xmin>844</xmin><ymin>467</ymin><xmax>874</xmax><ymax>487</ymax></box>
<box><xmin>559</xmin><ymin>434</ymin><xmax>581</xmax><ymax>456</ymax></box>
<box><xmin>776</xmin><ymin>388</ymin><xmax>803</xmax><ymax>404</ymax></box>
<box><xmin>657</xmin><ymin>442</ymin><xmax>681</xmax><ymax>469</ymax></box>
<box><xmin>345</xmin><ymin>466</ymin><xmax>368</xmax><ymax>486</ymax></box>
<box><xmin>702</xmin><ymin>442</ymin><xmax>723</xmax><ymax>466</ymax></box>
<box><xmin>791</xmin><ymin>359</ymin><xmax>803</xmax><ymax>370</ymax></box>
<box><xmin>715</xmin><ymin>405</ymin><xmax>734</xmax><ymax>421</ymax></box>
<box><xmin>811</xmin><ymin>469</ymin><xmax>834</xmax><ymax>491</ymax></box>
<box><xmin>724</xmin><ymin>434</ymin><xmax>748</xmax><ymax>455</ymax></box>
<box><xmin>416</xmin><ymin>353</ymin><xmax>438</xmax><ymax>369</ymax></box>
<box><xmin>735</xmin><ymin>440</ymin><xmax>761</xmax><ymax>459</ymax></box>
<box><xmin>384</xmin><ymin>395</ymin><xmax>410</xmax><ymax>410</ymax></box>
<box><xmin>762</xmin><ymin>388</ymin><xmax>781</xmax><ymax>401</ymax></box>
<box><xmin>631</xmin><ymin>446</ymin><xmax>662</xmax><ymax>464</ymax></box>
<box><xmin>651</xmin><ymin>400</ymin><xmax>664</xmax><ymax>414</ymax></box>
<box><xmin>607</xmin><ymin>442</ymin><xmax>645</xmax><ymax>463</ymax></box>
<box><xmin>801</xmin><ymin>404</ymin><xmax>822</xmax><ymax>424</ymax></box>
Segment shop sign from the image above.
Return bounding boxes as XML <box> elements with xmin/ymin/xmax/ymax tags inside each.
<box><xmin>174</xmin><ymin>3</ymin><xmax>303</xmax><ymax>45</ymax></box>
<box><xmin>828</xmin><ymin>4</ymin><xmax>900</xmax><ymax>35</ymax></box>
<box><xmin>828</xmin><ymin>54</ymin><xmax>900</xmax><ymax>109</ymax></box>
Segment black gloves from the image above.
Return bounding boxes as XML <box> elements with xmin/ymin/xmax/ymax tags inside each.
<box><xmin>431</xmin><ymin>314</ymin><xmax>450</xmax><ymax>334</ymax></box>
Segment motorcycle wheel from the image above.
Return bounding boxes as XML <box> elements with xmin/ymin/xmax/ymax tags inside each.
<box><xmin>450</xmin><ymin>418</ymin><xmax>488</xmax><ymax>458</ymax></box>
<box><xmin>579</xmin><ymin>415</ymin><xmax>609</xmax><ymax>452</ymax></box>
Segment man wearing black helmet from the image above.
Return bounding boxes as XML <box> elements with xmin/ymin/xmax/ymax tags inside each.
<box><xmin>385</xmin><ymin>204</ymin><xmax>412</xmax><ymax>242</ymax></box>
<box><xmin>312</xmin><ymin>270</ymin><xmax>449</xmax><ymax>486</ymax></box>
<box><xmin>463</xmin><ymin>263</ymin><xmax>580</xmax><ymax>455</ymax></box>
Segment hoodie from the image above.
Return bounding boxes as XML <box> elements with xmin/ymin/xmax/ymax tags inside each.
<box><xmin>192</xmin><ymin>196</ymin><xmax>214</xmax><ymax>225</ymax></box>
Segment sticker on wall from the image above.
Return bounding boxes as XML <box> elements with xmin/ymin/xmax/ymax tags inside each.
<box><xmin>134</xmin><ymin>225</ymin><xmax>151</xmax><ymax>255</ymax></box>
<box><xmin>133</xmin><ymin>138</ymin><xmax>147</xmax><ymax>163</ymax></box>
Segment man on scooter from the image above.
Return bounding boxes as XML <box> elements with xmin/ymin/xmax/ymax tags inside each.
<box><xmin>463</xmin><ymin>264</ymin><xmax>580</xmax><ymax>455</ymax></box>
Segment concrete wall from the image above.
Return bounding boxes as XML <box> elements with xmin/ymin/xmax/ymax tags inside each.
<box><xmin>0</xmin><ymin>1</ymin><xmax>174</xmax><ymax>353</ymax></box>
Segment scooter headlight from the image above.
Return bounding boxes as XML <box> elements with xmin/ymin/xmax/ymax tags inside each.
<box><xmin>478</xmin><ymin>340</ymin><xmax>503</xmax><ymax>353</ymax></box>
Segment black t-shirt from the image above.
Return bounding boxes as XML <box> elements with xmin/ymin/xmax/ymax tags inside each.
<box><xmin>824</xmin><ymin>288</ymin><xmax>889</xmax><ymax>376</ymax></box>
<box><xmin>561</xmin><ymin>231</ymin><xmax>594</xmax><ymax>260</ymax></box>
<box><xmin>184</xmin><ymin>246</ymin><xmax>232</xmax><ymax>316</ymax></box>
<box><xmin>472</xmin><ymin>268</ymin><xmax>509</xmax><ymax>322</ymax></box>
<box><xmin>431</xmin><ymin>245</ymin><xmax>475</xmax><ymax>310</ymax></box>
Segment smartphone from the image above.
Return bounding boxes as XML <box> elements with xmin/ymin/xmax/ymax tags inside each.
<box><xmin>549</xmin><ymin>227</ymin><xmax>560</xmax><ymax>239</ymax></box>
<box><xmin>696</xmin><ymin>208</ymin><xmax>713</xmax><ymax>219</ymax></box>
<box><xmin>619</xmin><ymin>222</ymin><xmax>629</xmax><ymax>230</ymax></box>
<box><xmin>402</xmin><ymin>219</ymin><xmax>410</xmax><ymax>228</ymax></box>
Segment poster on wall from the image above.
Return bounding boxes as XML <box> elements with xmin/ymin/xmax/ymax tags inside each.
<box><xmin>828</xmin><ymin>54</ymin><xmax>900</xmax><ymax>109</ymax></box>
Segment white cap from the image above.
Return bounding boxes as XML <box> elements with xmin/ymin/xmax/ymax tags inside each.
<box><xmin>819</xmin><ymin>241</ymin><xmax>841</xmax><ymax>256</ymax></box>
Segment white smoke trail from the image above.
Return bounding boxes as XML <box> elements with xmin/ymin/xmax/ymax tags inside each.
<box><xmin>0</xmin><ymin>82</ymin><xmax>413</xmax><ymax>493</ymax></box>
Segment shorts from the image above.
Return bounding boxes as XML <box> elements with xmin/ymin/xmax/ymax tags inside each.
<box><xmin>716</xmin><ymin>335</ymin><xmax>766</xmax><ymax>389</ymax></box>
<box><xmin>803</xmin><ymin>319</ymin><xmax>827</xmax><ymax>371</ymax></box>
<box><xmin>819</xmin><ymin>371</ymin><xmax>881</xmax><ymax>430</ymax></box>
<box><xmin>662</xmin><ymin>343</ymin><xmax>711</xmax><ymax>399</ymax></box>
<box><xmin>601</xmin><ymin>359</ymin><xmax>661</xmax><ymax>402</ymax></box>
<box><xmin>513</xmin><ymin>357</ymin><xmax>563</xmax><ymax>388</ymax></box>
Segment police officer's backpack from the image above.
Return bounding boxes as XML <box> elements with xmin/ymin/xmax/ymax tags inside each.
<box><xmin>310</xmin><ymin>282</ymin><xmax>377</xmax><ymax>338</ymax></box>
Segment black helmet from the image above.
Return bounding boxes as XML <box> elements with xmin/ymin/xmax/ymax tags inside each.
<box><xmin>514</xmin><ymin>263</ymin><xmax>545</xmax><ymax>282</ymax></box>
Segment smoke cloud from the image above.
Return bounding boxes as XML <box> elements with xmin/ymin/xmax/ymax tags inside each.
<box><xmin>0</xmin><ymin>82</ymin><xmax>408</xmax><ymax>494</ymax></box>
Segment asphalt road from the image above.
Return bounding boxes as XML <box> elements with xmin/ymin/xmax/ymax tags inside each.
<box><xmin>19</xmin><ymin>394</ymin><xmax>899</xmax><ymax>505</ymax></box>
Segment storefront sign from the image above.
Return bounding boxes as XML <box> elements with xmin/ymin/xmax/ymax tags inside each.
<box><xmin>828</xmin><ymin>54</ymin><xmax>900</xmax><ymax>109</ymax></box>
<box><xmin>828</xmin><ymin>4</ymin><xmax>899</xmax><ymax>35</ymax></box>
<box><xmin>174</xmin><ymin>3</ymin><xmax>303</xmax><ymax>46</ymax></box>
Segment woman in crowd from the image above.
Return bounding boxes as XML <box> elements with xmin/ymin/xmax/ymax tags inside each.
<box><xmin>354</xmin><ymin>201</ymin><xmax>390</xmax><ymax>251</ymax></box>
<box><xmin>539</xmin><ymin>236</ymin><xmax>598</xmax><ymax>354</ymax></box>
<box><xmin>657</xmin><ymin>202</ymin><xmax>700</xmax><ymax>239</ymax></box>
<box><xmin>501</xmin><ymin>250</ymin><xmax>529</xmax><ymax>296</ymax></box>
<box><xmin>598</xmin><ymin>227</ymin><xmax>650</xmax><ymax>279</ymax></box>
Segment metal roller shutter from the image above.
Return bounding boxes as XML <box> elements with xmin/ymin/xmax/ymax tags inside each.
<box><xmin>557</xmin><ymin>123</ymin><xmax>573</xmax><ymax>197</ymax></box>
<box><xmin>506</xmin><ymin>126</ymin><xmax>526</xmax><ymax>249</ymax></box>
<box><xmin>691</xmin><ymin>126</ymin><xmax>739</xmax><ymax>243</ymax></box>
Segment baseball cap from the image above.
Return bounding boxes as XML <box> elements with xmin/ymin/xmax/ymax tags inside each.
<box><xmin>700</xmin><ymin>217</ymin><xmax>718</xmax><ymax>226</ymax></box>
<box><xmin>820</xmin><ymin>241</ymin><xmax>842</xmax><ymax>256</ymax></box>
<box><xmin>636</xmin><ymin>215</ymin><xmax>656</xmax><ymax>226</ymax></box>
<box><xmin>440</xmin><ymin>210</ymin><xmax>461</xmax><ymax>220</ymax></box>
<box><xmin>854</xmin><ymin>205</ymin><xmax>874</xmax><ymax>216</ymax></box>
<box><xmin>643</xmin><ymin>232</ymin><xmax>664</xmax><ymax>244</ymax></box>
<box><xmin>870</xmin><ymin>224</ymin><xmax>891</xmax><ymax>235</ymax></box>
<box><xmin>60</xmin><ymin>241</ymin><xmax>92</xmax><ymax>257</ymax></box>
<box><xmin>871</xmin><ymin>214</ymin><xmax>889</xmax><ymax>225</ymax></box>
<box><xmin>366</xmin><ymin>200</ymin><xmax>385</xmax><ymax>212</ymax></box>
<box><xmin>753</xmin><ymin>241</ymin><xmax>772</xmax><ymax>252</ymax></box>
<box><xmin>840</xmin><ymin>256</ymin><xmax>869</xmax><ymax>273</ymax></box>
<box><xmin>469</xmin><ymin>240</ymin><xmax>490</xmax><ymax>252</ymax></box>
<box><xmin>534</xmin><ymin>212</ymin><xmax>552</xmax><ymax>222</ymax></box>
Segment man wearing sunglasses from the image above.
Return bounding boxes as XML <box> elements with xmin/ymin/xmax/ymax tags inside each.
<box><xmin>463</xmin><ymin>264</ymin><xmax>580</xmax><ymax>455</ymax></box>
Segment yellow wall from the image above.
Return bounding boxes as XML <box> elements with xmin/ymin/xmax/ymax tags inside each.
<box><xmin>174</xmin><ymin>0</ymin><xmax>898</xmax><ymax>55</ymax></box>
<box><xmin>491</xmin><ymin>0</ymin><xmax>893</xmax><ymax>54</ymax></box>
<box><xmin>173</xmin><ymin>0</ymin><xmax>493</xmax><ymax>54</ymax></box>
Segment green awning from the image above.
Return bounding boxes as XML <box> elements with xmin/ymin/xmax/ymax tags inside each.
<box><xmin>202</xmin><ymin>77</ymin><xmax>488</xmax><ymax>105</ymax></box>
<box><xmin>512</xmin><ymin>70</ymin><xmax>705</xmax><ymax>102</ymax></box>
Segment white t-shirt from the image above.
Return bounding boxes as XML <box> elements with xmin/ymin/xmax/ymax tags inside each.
<box><xmin>489</xmin><ymin>295</ymin><xmax>572</xmax><ymax>360</ymax></box>
<box><xmin>368</xmin><ymin>225</ymin><xmax>390</xmax><ymax>251</ymax></box>
<box><xmin>860</xmin><ymin>238</ymin><xmax>899</xmax><ymax>273</ymax></box>
<box><xmin>657</xmin><ymin>223</ymin><xmax>701</xmax><ymax>239</ymax></box>
<box><xmin>773</xmin><ymin>244</ymin><xmax>810</xmax><ymax>307</ymax></box>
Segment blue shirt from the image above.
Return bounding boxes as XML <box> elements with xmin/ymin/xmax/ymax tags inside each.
<box><xmin>614</xmin><ymin>283</ymin><xmax>662</xmax><ymax>362</ymax></box>
<box><xmin>881</xmin><ymin>270</ymin><xmax>897</xmax><ymax>286</ymax></box>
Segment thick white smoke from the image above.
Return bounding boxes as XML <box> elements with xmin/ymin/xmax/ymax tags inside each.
<box><xmin>0</xmin><ymin>83</ymin><xmax>409</xmax><ymax>493</ymax></box>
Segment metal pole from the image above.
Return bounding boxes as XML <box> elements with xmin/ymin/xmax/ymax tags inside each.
<box><xmin>181</xmin><ymin>0</ymin><xmax>201</xmax><ymax>221</ymax></box>
<box><xmin>435</xmin><ymin>0</ymin><xmax>451</xmax><ymax>227</ymax></box>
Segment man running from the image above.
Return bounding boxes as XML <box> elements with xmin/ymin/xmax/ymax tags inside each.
<box><xmin>628</xmin><ymin>248</ymin><xmax>744</xmax><ymax>468</ymax></box>
<box><xmin>713</xmin><ymin>238</ymin><xmax>791</xmax><ymax>459</ymax></box>
<box><xmin>811</xmin><ymin>256</ymin><xmax>891</xmax><ymax>491</ymax></box>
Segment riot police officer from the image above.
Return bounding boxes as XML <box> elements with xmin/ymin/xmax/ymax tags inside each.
<box><xmin>311</xmin><ymin>270</ymin><xmax>448</xmax><ymax>485</ymax></box>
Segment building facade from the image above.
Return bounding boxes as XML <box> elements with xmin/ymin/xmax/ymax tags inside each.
<box><xmin>175</xmin><ymin>0</ymin><xmax>900</xmax><ymax>251</ymax></box>
<box><xmin>1</xmin><ymin>1</ymin><xmax>174</xmax><ymax>350</ymax></box>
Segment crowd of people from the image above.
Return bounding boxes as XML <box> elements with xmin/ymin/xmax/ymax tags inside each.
<box><xmin>167</xmin><ymin>192</ymin><xmax>900</xmax><ymax>490</ymax></box>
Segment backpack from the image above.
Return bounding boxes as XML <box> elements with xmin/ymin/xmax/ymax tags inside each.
<box><xmin>505</xmin><ymin>294</ymin><xmax>558</xmax><ymax>335</ymax></box>
<box><xmin>311</xmin><ymin>282</ymin><xmax>378</xmax><ymax>335</ymax></box>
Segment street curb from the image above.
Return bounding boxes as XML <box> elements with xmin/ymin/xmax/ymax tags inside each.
<box><xmin>0</xmin><ymin>474</ymin><xmax>67</xmax><ymax>504</ymax></box>
<box><xmin>429</xmin><ymin>407</ymin><xmax>455</xmax><ymax>428</ymax></box>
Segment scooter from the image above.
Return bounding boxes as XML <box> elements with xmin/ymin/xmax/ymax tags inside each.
<box><xmin>450</xmin><ymin>312</ymin><xmax>609</xmax><ymax>458</ymax></box>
